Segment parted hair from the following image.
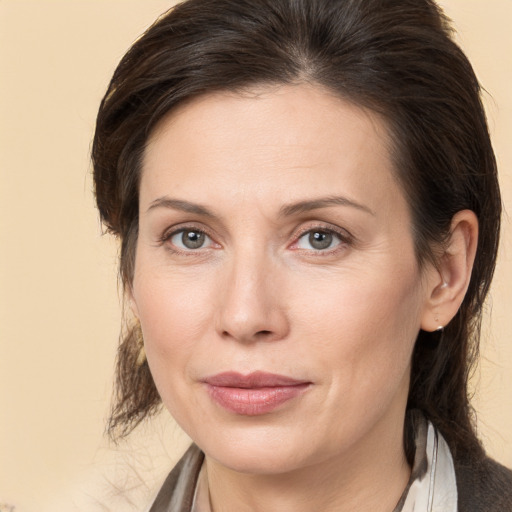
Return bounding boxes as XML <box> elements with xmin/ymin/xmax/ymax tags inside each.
<box><xmin>92</xmin><ymin>0</ymin><xmax>500</xmax><ymax>461</ymax></box>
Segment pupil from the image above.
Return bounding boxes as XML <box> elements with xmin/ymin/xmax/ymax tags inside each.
<box><xmin>183</xmin><ymin>230</ymin><xmax>205</xmax><ymax>249</ymax></box>
<box><xmin>309</xmin><ymin>231</ymin><xmax>332</xmax><ymax>250</ymax></box>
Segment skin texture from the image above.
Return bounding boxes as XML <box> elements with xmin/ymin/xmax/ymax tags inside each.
<box><xmin>130</xmin><ymin>85</ymin><xmax>478</xmax><ymax>512</ymax></box>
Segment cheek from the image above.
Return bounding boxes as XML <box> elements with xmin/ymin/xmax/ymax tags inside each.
<box><xmin>132</xmin><ymin>264</ymin><xmax>217</xmax><ymax>391</ymax></box>
<box><xmin>293</xmin><ymin>263</ymin><xmax>423</xmax><ymax>400</ymax></box>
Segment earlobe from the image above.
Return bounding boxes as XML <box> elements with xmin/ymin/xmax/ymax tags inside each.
<box><xmin>421</xmin><ymin>210</ymin><xmax>478</xmax><ymax>332</ymax></box>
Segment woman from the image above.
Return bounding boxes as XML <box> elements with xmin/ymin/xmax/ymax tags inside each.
<box><xmin>92</xmin><ymin>0</ymin><xmax>512</xmax><ymax>510</ymax></box>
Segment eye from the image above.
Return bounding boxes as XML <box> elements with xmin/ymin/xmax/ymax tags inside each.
<box><xmin>169</xmin><ymin>229</ymin><xmax>213</xmax><ymax>250</ymax></box>
<box><xmin>295</xmin><ymin>229</ymin><xmax>344</xmax><ymax>251</ymax></box>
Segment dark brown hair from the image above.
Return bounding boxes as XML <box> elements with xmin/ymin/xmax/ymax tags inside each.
<box><xmin>92</xmin><ymin>0</ymin><xmax>501</xmax><ymax>460</ymax></box>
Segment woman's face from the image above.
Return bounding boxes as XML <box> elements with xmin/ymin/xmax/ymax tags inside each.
<box><xmin>132</xmin><ymin>85</ymin><xmax>438</xmax><ymax>474</ymax></box>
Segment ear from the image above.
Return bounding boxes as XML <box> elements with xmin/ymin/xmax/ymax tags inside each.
<box><xmin>420</xmin><ymin>210</ymin><xmax>479</xmax><ymax>332</ymax></box>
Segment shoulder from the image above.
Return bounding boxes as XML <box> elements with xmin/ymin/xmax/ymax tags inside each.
<box><xmin>149</xmin><ymin>444</ymin><xmax>204</xmax><ymax>512</ymax></box>
<box><xmin>455</xmin><ymin>455</ymin><xmax>512</xmax><ymax>512</ymax></box>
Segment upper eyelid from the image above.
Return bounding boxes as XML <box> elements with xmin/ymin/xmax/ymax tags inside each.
<box><xmin>161</xmin><ymin>223</ymin><xmax>215</xmax><ymax>241</ymax></box>
<box><xmin>292</xmin><ymin>223</ymin><xmax>353</xmax><ymax>242</ymax></box>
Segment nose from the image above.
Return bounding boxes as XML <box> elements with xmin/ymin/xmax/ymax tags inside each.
<box><xmin>215</xmin><ymin>253</ymin><xmax>290</xmax><ymax>344</ymax></box>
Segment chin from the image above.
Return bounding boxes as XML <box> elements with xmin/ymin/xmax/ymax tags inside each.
<box><xmin>194</xmin><ymin>424</ymin><xmax>323</xmax><ymax>475</ymax></box>
<box><xmin>209</xmin><ymin>445</ymin><xmax>306</xmax><ymax>475</ymax></box>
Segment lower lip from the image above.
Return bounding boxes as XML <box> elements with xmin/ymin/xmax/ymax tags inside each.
<box><xmin>206</xmin><ymin>384</ymin><xmax>310</xmax><ymax>415</ymax></box>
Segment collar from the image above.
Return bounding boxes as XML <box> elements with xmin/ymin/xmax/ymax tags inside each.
<box><xmin>399</xmin><ymin>415</ymin><xmax>458</xmax><ymax>511</ymax></box>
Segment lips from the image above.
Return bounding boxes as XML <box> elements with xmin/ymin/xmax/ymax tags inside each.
<box><xmin>203</xmin><ymin>371</ymin><xmax>311</xmax><ymax>415</ymax></box>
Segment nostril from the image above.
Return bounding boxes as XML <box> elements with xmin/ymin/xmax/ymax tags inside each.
<box><xmin>256</xmin><ymin>330</ymin><xmax>272</xmax><ymax>337</ymax></box>
<box><xmin>221</xmin><ymin>329</ymin><xmax>273</xmax><ymax>340</ymax></box>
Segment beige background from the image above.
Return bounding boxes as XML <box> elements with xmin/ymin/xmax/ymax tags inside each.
<box><xmin>0</xmin><ymin>1</ymin><xmax>511</xmax><ymax>510</ymax></box>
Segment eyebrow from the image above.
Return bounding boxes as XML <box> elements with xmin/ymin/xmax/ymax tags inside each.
<box><xmin>147</xmin><ymin>197</ymin><xmax>215</xmax><ymax>217</ymax></box>
<box><xmin>280</xmin><ymin>196</ymin><xmax>375</xmax><ymax>217</ymax></box>
<box><xmin>146</xmin><ymin>195</ymin><xmax>375</xmax><ymax>217</ymax></box>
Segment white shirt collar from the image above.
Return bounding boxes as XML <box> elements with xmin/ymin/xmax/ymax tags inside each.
<box><xmin>401</xmin><ymin>420</ymin><xmax>458</xmax><ymax>512</ymax></box>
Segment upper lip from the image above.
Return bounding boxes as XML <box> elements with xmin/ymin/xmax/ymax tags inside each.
<box><xmin>203</xmin><ymin>371</ymin><xmax>309</xmax><ymax>388</ymax></box>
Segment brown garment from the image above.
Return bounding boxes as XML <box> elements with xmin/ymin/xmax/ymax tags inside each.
<box><xmin>455</xmin><ymin>456</ymin><xmax>512</xmax><ymax>512</ymax></box>
<box><xmin>149</xmin><ymin>443</ymin><xmax>512</xmax><ymax>512</ymax></box>
<box><xmin>149</xmin><ymin>445</ymin><xmax>204</xmax><ymax>512</ymax></box>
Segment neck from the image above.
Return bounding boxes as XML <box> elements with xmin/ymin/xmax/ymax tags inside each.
<box><xmin>204</xmin><ymin>410</ymin><xmax>411</xmax><ymax>512</ymax></box>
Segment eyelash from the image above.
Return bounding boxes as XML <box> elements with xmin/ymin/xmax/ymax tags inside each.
<box><xmin>158</xmin><ymin>224</ymin><xmax>218</xmax><ymax>255</ymax></box>
<box><xmin>158</xmin><ymin>223</ymin><xmax>353</xmax><ymax>256</ymax></box>
<box><xmin>290</xmin><ymin>224</ymin><xmax>353</xmax><ymax>255</ymax></box>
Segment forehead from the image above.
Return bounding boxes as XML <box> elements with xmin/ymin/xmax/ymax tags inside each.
<box><xmin>141</xmin><ymin>84</ymin><xmax>400</xmax><ymax>215</ymax></box>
